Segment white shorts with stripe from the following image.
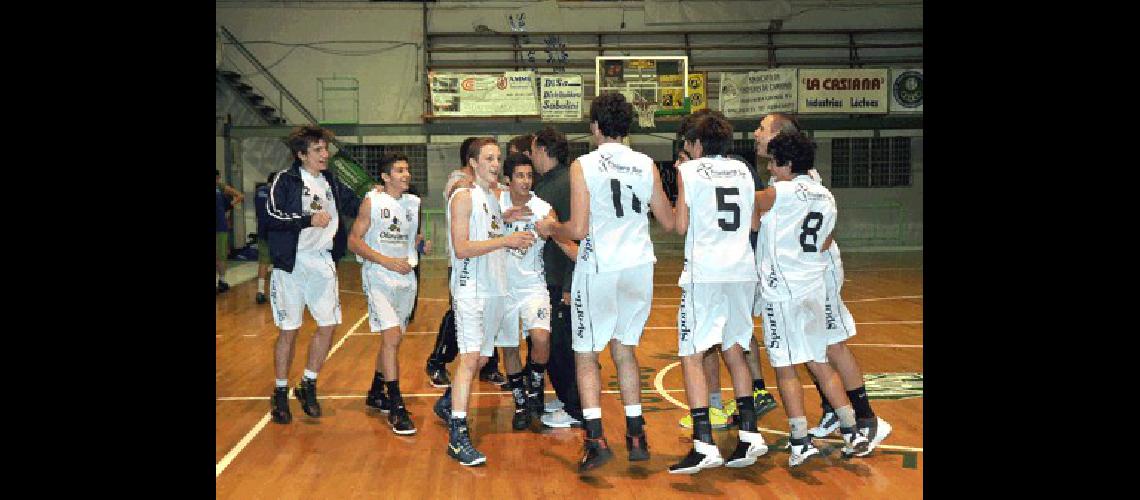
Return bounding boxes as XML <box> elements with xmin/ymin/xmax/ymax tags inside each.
<box><xmin>496</xmin><ymin>289</ymin><xmax>552</xmax><ymax>347</ymax></box>
<box><xmin>570</xmin><ymin>263</ymin><xmax>653</xmax><ymax>353</ymax></box>
<box><xmin>758</xmin><ymin>285</ymin><xmax>830</xmax><ymax>367</ymax></box>
<box><xmin>454</xmin><ymin>296</ymin><xmax>510</xmax><ymax>356</ymax></box>
<box><xmin>362</xmin><ymin>267</ymin><xmax>417</xmax><ymax>332</ymax></box>
<box><xmin>677</xmin><ymin>282</ymin><xmax>755</xmax><ymax>357</ymax></box>
<box><xmin>270</xmin><ymin>250</ymin><xmax>342</xmax><ymax>330</ymax></box>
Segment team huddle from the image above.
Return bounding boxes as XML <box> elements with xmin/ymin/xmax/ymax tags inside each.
<box><xmin>258</xmin><ymin>93</ymin><xmax>890</xmax><ymax>475</ymax></box>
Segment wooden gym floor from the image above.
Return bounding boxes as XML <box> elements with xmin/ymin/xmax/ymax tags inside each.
<box><xmin>216</xmin><ymin>251</ymin><xmax>922</xmax><ymax>499</ymax></box>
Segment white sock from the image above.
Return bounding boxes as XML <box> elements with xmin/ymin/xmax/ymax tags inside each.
<box><xmin>258</xmin><ymin>278</ymin><xmax>266</xmax><ymax>293</ymax></box>
<box><xmin>623</xmin><ymin>404</ymin><xmax>642</xmax><ymax>417</ymax></box>
<box><xmin>275</xmin><ymin>379</ymin><xmax>288</xmax><ymax>388</ymax></box>
<box><xmin>452</xmin><ymin>411</ymin><xmax>467</xmax><ymax>419</ymax></box>
<box><xmin>789</xmin><ymin>416</ymin><xmax>809</xmax><ymax>440</ymax></box>
<box><xmin>709</xmin><ymin>392</ymin><xmax>723</xmax><ymax>410</ymax></box>
<box><xmin>583</xmin><ymin>407</ymin><xmax>602</xmax><ymax>420</ymax></box>
<box><xmin>303</xmin><ymin>369</ymin><xmax>318</xmax><ymax>381</ymax></box>
<box><xmin>835</xmin><ymin>405</ymin><xmax>857</xmax><ymax>429</ymax></box>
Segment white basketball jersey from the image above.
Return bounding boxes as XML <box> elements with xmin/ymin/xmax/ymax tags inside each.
<box><xmin>298</xmin><ymin>169</ymin><xmax>338</xmax><ymax>253</ymax></box>
<box><xmin>500</xmin><ymin>191</ymin><xmax>551</xmax><ymax>294</ymax></box>
<box><xmin>360</xmin><ymin>191</ymin><xmax>419</xmax><ymax>285</ymax></box>
<box><xmin>448</xmin><ymin>185</ymin><xmax>508</xmax><ymax>298</ymax></box>
<box><xmin>756</xmin><ymin>175</ymin><xmax>837</xmax><ymax>301</ymax></box>
<box><xmin>806</xmin><ymin>168</ymin><xmax>843</xmax><ymax>264</ymax></box>
<box><xmin>678</xmin><ymin>156</ymin><xmax>757</xmax><ymax>284</ymax></box>
<box><xmin>576</xmin><ymin>142</ymin><xmax>656</xmax><ymax>274</ymax></box>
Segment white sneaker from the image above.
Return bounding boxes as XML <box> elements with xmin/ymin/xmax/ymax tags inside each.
<box><xmin>855</xmin><ymin>417</ymin><xmax>892</xmax><ymax>457</ymax></box>
<box><xmin>788</xmin><ymin>438</ymin><xmax>820</xmax><ymax>467</ymax></box>
<box><xmin>841</xmin><ymin>429</ymin><xmax>871</xmax><ymax>457</ymax></box>
<box><xmin>808</xmin><ymin>411</ymin><xmax>839</xmax><ymax>438</ymax></box>
<box><xmin>541</xmin><ymin>408</ymin><xmax>581</xmax><ymax>428</ymax></box>
<box><xmin>725</xmin><ymin>430</ymin><xmax>769</xmax><ymax>468</ymax></box>
<box><xmin>668</xmin><ymin>440</ymin><xmax>724</xmax><ymax>474</ymax></box>
<box><xmin>543</xmin><ymin>398</ymin><xmax>564</xmax><ymax>414</ymax></box>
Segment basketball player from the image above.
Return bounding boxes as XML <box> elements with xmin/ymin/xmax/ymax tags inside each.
<box><xmin>347</xmin><ymin>153</ymin><xmax>420</xmax><ymax>435</ymax></box>
<box><xmin>668</xmin><ymin>112</ymin><xmax>769</xmax><ymax>474</ymax></box>
<box><xmin>754</xmin><ymin>113</ymin><xmax>891</xmax><ymax>454</ymax></box>
<box><xmin>496</xmin><ymin>153</ymin><xmax>561</xmax><ymax>430</ymax></box>
<box><xmin>752</xmin><ymin>130</ymin><xmax>869</xmax><ymax>466</ymax></box>
<box><xmin>536</xmin><ymin>93</ymin><xmax>675</xmax><ymax>472</ymax></box>
<box><xmin>265</xmin><ymin>125</ymin><xmax>360</xmax><ymax>425</ymax></box>
<box><xmin>433</xmin><ymin>138</ymin><xmax>535</xmax><ymax>466</ymax></box>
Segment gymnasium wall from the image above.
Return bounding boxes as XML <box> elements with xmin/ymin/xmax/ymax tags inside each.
<box><xmin>216</xmin><ymin>0</ymin><xmax>923</xmax><ymax>249</ymax></box>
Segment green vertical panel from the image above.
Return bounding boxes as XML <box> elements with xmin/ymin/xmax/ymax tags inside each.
<box><xmin>329</xmin><ymin>152</ymin><xmax>376</xmax><ymax>198</ymax></box>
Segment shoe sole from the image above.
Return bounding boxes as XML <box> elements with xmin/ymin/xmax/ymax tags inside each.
<box><xmin>669</xmin><ymin>458</ymin><xmax>724</xmax><ymax>474</ymax></box>
<box><xmin>578</xmin><ymin>451</ymin><xmax>614</xmax><ymax>472</ymax></box>
<box><xmin>448</xmin><ymin>451</ymin><xmax>486</xmax><ymax>466</ymax></box>
<box><xmin>789</xmin><ymin>449</ymin><xmax>820</xmax><ymax>467</ymax></box>
<box><xmin>542</xmin><ymin>420</ymin><xmax>580</xmax><ymax>428</ymax></box>
<box><xmin>271</xmin><ymin>414</ymin><xmax>292</xmax><ymax>424</ymax></box>
<box><xmin>390</xmin><ymin>426</ymin><xmax>417</xmax><ymax>435</ymax></box>
<box><xmin>429</xmin><ymin>380</ymin><xmax>451</xmax><ymax>388</ymax></box>
<box><xmin>629</xmin><ymin>450</ymin><xmax>650</xmax><ymax>461</ymax></box>
<box><xmin>725</xmin><ymin>443</ymin><xmax>769</xmax><ymax>468</ymax></box>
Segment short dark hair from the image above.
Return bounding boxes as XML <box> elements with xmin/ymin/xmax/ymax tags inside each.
<box><xmin>286</xmin><ymin>125</ymin><xmax>334</xmax><ymax>158</ymax></box>
<box><xmin>676</xmin><ymin>108</ymin><xmax>712</xmax><ymax>141</ymax></box>
<box><xmin>465</xmin><ymin>137</ymin><xmax>499</xmax><ymax>168</ymax></box>
<box><xmin>684</xmin><ymin>111</ymin><xmax>733</xmax><ymax>156</ymax></box>
<box><xmin>533</xmin><ymin>126</ymin><xmax>569</xmax><ymax>166</ymax></box>
<box><xmin>767</xmin><ymin>131</ymin><xmax>815</xmax><ymax>173</ymax></box>
<box><xmin>508</xmin><ymin>134</ymin><xmax>534</xmax><ymax>155</ymax></box>
<box><xmin>503</xmin><ymin>153</ymin><xmax>534</xmax><ymax>179</ymax></box>
<box><xmin>589</xmin><ymin>93</ymin><xmax>634</xmax><ymax>138</ymax></box>
<box><xmin>378</xmin><ymin>152</ymin><xmax>410</xmax><ymax>178</ymax></box>
<box><xmin>459</xmin><ymin>136</ymin><xmax>479</xmax><ymax>166</ymax></box>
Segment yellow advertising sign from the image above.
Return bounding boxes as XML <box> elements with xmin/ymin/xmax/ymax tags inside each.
<box><xmin>687</xmin><ymin>72</ymin><xmax>707</xmax><ymax>112</ymax></box>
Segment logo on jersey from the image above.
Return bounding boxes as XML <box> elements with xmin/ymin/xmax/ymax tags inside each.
<box><xmin>678</xmin><ymin>288</ymin><xmax>692</xmax><ymax>340</ymax></box>
<box><xmin>696</xmin><ymin>162</ymin><xmax>747</xmax><ymax>180</ymax></box>
<box><xmin>794</xmin><ymin>183</ymin><xmax>830</xmax><ymax>202</ymax></box>
<box><xmin>824</xmin><ymin>303</ymin><xmax>837</xmax><ymax>330</ymax></box>
<box><xmin>537</xmin><ymin>307</ymin><xmax>547</xmax><ymax>320</ymax></box>
<box><xmin>388</xmin><ymin>216</ymin><xmax>401</xmax><ymax>233</ymax></box>
<box><xmin>490</xmin><ymin>214</ymin><xmax>500</xmax><ymax>231</ymax></box>
<box><xmin>458</xmin><ymin>258</ymin><xmax>471</xmax><ymax>286</ymax></box>
<box><xmin>580</xmin><ymin>235</ymin><xmax>593</xmax><ymax>262</ymax></box>
<box><xmin>766</xmin><ymin>270</ymin><xmax>779</xmax><ymax>288</ymax></box>
<box><xmin>596</xmin><ymin>152</ymin><xmax>643</xmax><ymax>175</ymax></box>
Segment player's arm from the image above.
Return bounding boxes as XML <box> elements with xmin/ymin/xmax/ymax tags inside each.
<box><xmin>265</xmin><ymin>174</ymin><xmax>319</xmax><ymax>230</ymax></box>
<box><xmin>450</xmin><ymin>190</ymin><xmax>534</xmax><ymax>259</ymax></box>
<box><xmin>649</xmin><ymin>160</ymin><xmax>675</xmax><ymax>232</ymax></box>
<box><xmin>416</xmin><ymin>202</ymin><xmax>432</xmax><ymax>255</ymax></box>
<box><xmin>221</xmin><ymin>183</ymin><xmax>244</xmax><ymax>205</ymax></box>
<box><xmin>348</xmin><ymin>196</ymin><xmax>412</xmax><ymax>274</ymax></box>
<box><xmin>673</xmin><ymin>167</ymin><xmax>689</xmax><ymax>235</ymax></box>
<box><xmin>538</xmin><ymin>160</ymin><xmax>589</xmax><ymax>241</ymax></box>
<box><xmin>821</xmin><ymin>233</ymin><xmax>835</xmax><ymax>252</ymax></box>
<box><xmin>547</xmin><ymin>209</ymin><xmax>579</xmax><ymax>259</ymax></box>
<box><xmin>753</xmin><ymin>186</ymin><xmax>777</xmax><ymax>232</ymax></box>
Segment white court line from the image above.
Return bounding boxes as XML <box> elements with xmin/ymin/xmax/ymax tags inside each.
<box><xmin>216</xmin><ymin>312</ymin><xmax>369</xmax><ymax>478</ymax></box>
<box><xmin>652</xmin><ymin>361</ymin><xmax>923</xmax><ymax>453</ymax></box>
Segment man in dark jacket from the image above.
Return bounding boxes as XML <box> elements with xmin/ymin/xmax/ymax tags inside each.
<box><xmin>264</xmin><ymin>125</ymin><xmax>360</xmax><ymax>425</ymax></box>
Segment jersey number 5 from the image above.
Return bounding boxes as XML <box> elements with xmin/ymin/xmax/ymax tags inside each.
<box><xmin>799</xmin><ymin>212</ymin><xmax>823</xmax><ymax>251</ymax></box>
<box><xmin>610</xmin><ymin>179</ymin><xmax>642</xmax><ymax>218</ymax></box>
<box><xmin>714</xmin><ymin>187</ymin><xmax>740</xmax><ymax>231</ymax></box>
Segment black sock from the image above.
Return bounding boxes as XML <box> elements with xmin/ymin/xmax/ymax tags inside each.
<box><xmin>735</xmin><ymin>397</ymin><xmax>757</xmax><ymax>432</ymax></box>
<box><xmin>691</xmin><ymin>407</ymin><xmax>713</xmax><ymax>445</ymax></box>
<box><xmin>527</xmin><ymin>362</ymin><xmax>547</xmax><ymax>394</ymax></box>
<box><xmin>846</xmin><ymin>386</ymin><xmax>874</xmax><ymax>420</ymax></box>
<box><xmin>813</xmin><ymin>378</ymin><xmax>834</xmax><ymax>413</ymax></box>
<box><xmin>584</xmin><ymin>417</ymin><xmax>603</xmax><ymax>439</ymax></box>
<box><xmin>368</xmin><ymin>371</ymin><xmax>385</xmax><ymax>396</ymax></box>
<box><xmin>752</xmin><ymin>378</ymin><xmax>767</xmax><ymax>393</ymax></box>
<box><xmin>508</xmin><ymin>372</ymin><xmax>526</xmax><ymax>408</ymax></box>
<box><xmin>442</xmin><ymin>386</ymin><xmax>452</xmax><ymax>399</ymax></box>
<box><xmin>385</xmin><ymin>381</ymin><xmax>402</xmax><ymax>407</ymax></box>
<box><xmin>626</xmin><ymin>415</ymin><xmax>645</xmax><ymax>437</ymax></box>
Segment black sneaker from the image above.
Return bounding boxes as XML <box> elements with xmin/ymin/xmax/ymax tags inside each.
<box><xmin>388</xmin><ymin>406</ymin><xmax>417</xmax><ymax>435</ymax></box>
<box><xmin>447</xmin><ymin>418</ymin><xmax>486</xmax><ymax>466</ymax></box>
<box><xmin>426</xmin><ymin>364</ymin><xmax>451</xmax><ymax>388</ymax></box>
<box><xmin>294</xmin><ymin>379</ymin><xmax>321</xmax><ymax>417</ymax></box>
<box><xmin>626</xmin><ymin>433</ymin><xmax>650</xmax><ymax>461</ymax></box>
<box><xmin>217</xmin><ymin>280</ymin><xmax>230</xmax><ymax>294</ymax></box>
<box><xmin>433</xmin><ymin>393</ymin><xmax>451</xmax><ymax>423</ymax></box>
<box><xmin>270</xmin><ymin>387</ymin><xmax>292</xmax><ymax>424</ymax></box>
<box><xmin>365</xmin><ymin>390</ymin><xmax>390</xmax><ymax>414</ymax></box>
<box><xmin>578</xmin><ymin>437</ymin><xmax>614</xmax><ymax>472</ymax></box>
<box><xmin>511</xmin><ymin>408</ymin><xmax>532</xmax><ymax>430</ymax></box>
<box><xmin>256</xmin><ymin>292</ymin><xmax>267</xmax><ymax>304</ymax></box>
<box><xmin>524</xmin><ymin>389</ymin><xmax>544</xmax><ymax>419</ymax></box>
<box><xmin>668</xmin><ymin>440</ymin><xmax>724</xmax><ymax>474</ymax></box>
<box><xmin>479</xmin><ymin>370</ymin><xmax>507</xmax><ymax>386</ymax></box>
